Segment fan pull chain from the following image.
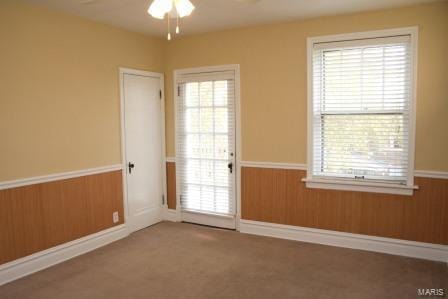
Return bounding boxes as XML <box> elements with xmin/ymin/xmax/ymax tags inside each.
<box><xmin>167</xmin><ymin>15</ymin><xmax>171</xmax><ymax>40</ymax></box>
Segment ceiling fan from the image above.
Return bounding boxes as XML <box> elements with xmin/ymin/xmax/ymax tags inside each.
<box><xmin>147</xmin><ymin>0</ymin><xmax>261</xmax><ymax>40</ymax></box>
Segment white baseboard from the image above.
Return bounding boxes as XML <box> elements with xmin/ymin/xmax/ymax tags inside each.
<box><xmin>0</xmin><ymin>224</ymin><xmax>128</xmax><ymax>286</ymax></box>
<box><xmin>163</xmin><ymin>208</ymin><xmax>181</xmax><ymax>222</ymax></box>
<box><xmin>239</xmin><ymin>219</ymin><xmax>448</xmax><ymax>263</ymax></box>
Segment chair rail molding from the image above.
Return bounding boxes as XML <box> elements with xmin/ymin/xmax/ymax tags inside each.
<box><xmin>239</xmin><ymin>161</ymin><xmax>448</xmax><ymax>179</ymax></box>
<box><xmin>0</xmin><ymin>164</ymin><xmax>123</xmax><ymax>190</ymax></box>
<box><xmin>240</xmin><ymin>161</ymin><xmax>307</xmax><ymax>170</ymax></box>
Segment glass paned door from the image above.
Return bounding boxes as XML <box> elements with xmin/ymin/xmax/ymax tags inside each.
<box><xmin>176</xmin><ymin>71</ymin><xmax>236</xmax><ymax>228</ymax></box>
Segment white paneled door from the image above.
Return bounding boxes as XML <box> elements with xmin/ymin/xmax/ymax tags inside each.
<box><xmin>122</xmin><ymin>70</ymin><xmax>164</xmax><ymax>233</ymax></box>
<box><xmin>176</xmin><ymin>68</ymin><xmax>238</xmax><ymax>229</ymax></box>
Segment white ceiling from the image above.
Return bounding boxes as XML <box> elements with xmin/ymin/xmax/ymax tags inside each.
<box><xmin>24</xmin><ymin>0</ymin><xmax>442</xmax><ymax>37</ymax></box>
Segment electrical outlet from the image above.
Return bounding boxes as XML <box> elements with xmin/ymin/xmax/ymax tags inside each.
<box><xmin>113</xmin><ymin>211</ymin><xmax>119</xmax><ymax>223</ymax></box>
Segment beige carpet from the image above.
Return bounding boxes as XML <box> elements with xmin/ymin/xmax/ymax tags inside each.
<box><xmin>1</xmin><ymin>221</ymin><xmax>446</xmax><ymax>299</ymax></box>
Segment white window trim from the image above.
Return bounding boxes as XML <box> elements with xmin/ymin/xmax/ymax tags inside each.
<box><xmin>304</xmin><ymin>27</ymin><xmax>419</xmax><ymax>196</ymax></box>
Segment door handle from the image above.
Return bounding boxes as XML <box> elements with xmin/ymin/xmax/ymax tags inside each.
<box><xmin>128</xmin><ymin>162</ymin><xmax>135</xmax><ymax>174</ymax></box>
<box><xmin>228</xmin><ymin>162</ymin><xmax>233</xmax><ymax>174</ymax></box>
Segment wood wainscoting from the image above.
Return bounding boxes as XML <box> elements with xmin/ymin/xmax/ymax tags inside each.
<box><xmin>0</xmin><ymin>170</ymin><xmax>124</xmax><ymax>265</ymax></box>
<box><xmin>241</xmin><ymin>167</ymin><xmax>448</xmax><ymax>245</ymax></box>
<box><xmin>166</xmin><ymin>162</ymin><xmax>176</xmax><ymax>210</ymax></box>
<box><xmin>164</xmin><ymin>162</ymin><xmax>447</xmax><ymax>245</ymax></box>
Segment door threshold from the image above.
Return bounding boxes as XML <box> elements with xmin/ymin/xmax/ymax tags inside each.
<box><xmin>181</xmin><ymin>221</ymin><xmax>236</xmax><ymax>231</ymax></box>
<box><xmin>181</xmin><ymin>210</ymin><xmax>236</xmax><ymax>229</ymax></box>
<box><xmin>181</xmin><ymin>209</ymin><xmax>235</xmax><ymax>219</ymax></box>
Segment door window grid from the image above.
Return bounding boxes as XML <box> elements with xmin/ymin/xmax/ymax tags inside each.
<box><xmin>178</xmin><ymin>80</ymin><xmax>233</xmax><ymax>214</ymax></box>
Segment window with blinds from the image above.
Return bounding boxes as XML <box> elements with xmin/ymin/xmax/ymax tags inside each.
<box><xmin>176</xmin><ymin>71</ymin><xmax>236</xmax><ymax>216</ymax></box>
<box><xmin>308</xmin><ymin>30</ymin><xmax>416</xmax><ymax>192</ymax></box>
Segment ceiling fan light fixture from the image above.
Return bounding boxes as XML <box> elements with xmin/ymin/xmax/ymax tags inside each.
<box><xmin>147</xmin><ymin>0</ymin><xmax>195</xmax><ymax>40</ymax></box>
<box><xmin>148</xmin><ymin>0</ymin><xmax>173</xmax><ymax>19</ymax></box>
<box><xmin>174</xmin><ymin>0</ymin><xmax>195</xmax><ymax>18</ymax></box>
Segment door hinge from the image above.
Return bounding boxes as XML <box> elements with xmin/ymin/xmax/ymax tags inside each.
<box><xmin>177</xmin><ymin>85</ymin><xmax>180</xmax><ymax>97</ymax></box>
<box><xmin>159</xmin><ymin>90</ymin><xmax>162</xmax><ymax>99</ymax></box>
<box><xmin>162</xmin><ymin>195</ymin><xmax>165</xmax><ymax>205</ymax></box>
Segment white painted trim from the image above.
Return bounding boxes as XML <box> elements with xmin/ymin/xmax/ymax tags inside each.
<box><xmin>119</xmin><ymin>68</ymin><xmax>130</xmax><ymax>225</ymax></box>
<box><xmin>239</xmin><ymin>220</ymin><xmax>448</xmax><ymax>263</ymax></box>
<box><xmin>0</xmin><ymin>224</ymin><xmax>128</xmax><ymax>286</ymax></box>
<box><xmin>119</xmin><ymin>67</ymin><xmax>165</xmax><ymax>232</ymax></box>
<box><xmin>306</xmin><ymin>29</ymin><xmax>314</xmax><ymax>192</ymax></box>
<box><xmin>165</xmin><ymin>157</ymin><xmax>176</xmax><ymax>163</ymax></box>
<box><xmin>173</xmin><ymin>69</ymin><xmax>180</xmax><ymax>215</ymax></box>
<box><xmin>216</xmin><ymin>159</ymin><xmax>445</xmax><ymax>181</ymax></box>
<box><xmin>414</xmin><ymin>170</ymin><xmax>448</xmax><ymax>180</ymax></box>
<box><xmin>0</xmin><ymin>164</ymin><xmax>122</xmax><ymax>191</ymax></box>
<box><xmin>240</xmin><ymin>161</ymin><xmax>307</xmax><ymax>170</ymax></box>
<box><xmin>307</xmin><ymin>26</ymin><xmax>420</xmax><ymax>45</ymax></box>
<box><xmin>302</xmin><ymin>178</ymin><xmax>417</xmax><ymax>196</ymax></box>
<box><xmin>239</xmin><ymin>161</ymin><xmax>448</xmax><ymax>180</ymax></box>
<box><xmin>182</xmin><ymin>210</ymin><xmax>236</xmax><ymax>229</ymax></box>
<box><xmin>173</xmin><ymin>64</ymin><xmax>241</xmax><ymax>230</ymax></box>
<box><xmin>163</xmin><ymin>207</ymin><xmax>181</xmax><ymax>222</ymax></box>
<box><xmin>233</xmin><ymin>65</ymin><xmax>242</xmax><ymax>231</ymax></box>
<box><xmin>174</xmin><ymin>64</ymin><xmax>240</xmax><ymax>76</ymax></box>
<box><xmin>175</xmin><ymin>159</ymin><xmax>448</xmax><ymax>180</ymax></box>
<box><xmin>119</xmin><ymin>67</ymin><xmax>160</xmax><ymax>78</ymax></box>
<box><xmin>408</xmin><ymin>27</ymin><xmax>419</xmax><ymax>187</ymax></box>
<box><xmin>306</xmin><ymin>27</ymin><xmax>419</xmax><ymax>195</ymax></box>
<box><xmin>159</xmin><ymin>75</ymin><xmax>168</xmax><ymax>212</ymax></box>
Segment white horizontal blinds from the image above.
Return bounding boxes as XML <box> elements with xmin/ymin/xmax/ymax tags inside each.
<box><xmin>312</xmin><ymin>35</ymin><xmax>412</xmax><ymax>182</ymax></box>
<box><xmin>177</xmin><ymin>72</ymin><xmax>235</xmax><ymax>215</ymax></box>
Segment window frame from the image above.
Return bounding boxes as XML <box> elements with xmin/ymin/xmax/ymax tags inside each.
<box><xmin>304</xmin><ymin>27</ymin><xmax>419</xmax><ymax>196</ymax></box>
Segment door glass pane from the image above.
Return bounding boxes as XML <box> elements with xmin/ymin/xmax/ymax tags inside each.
<box><xmin>215</xmin><ymin>108</ymin><xmax>228</xmax><ymax>133</ymax></box>
<box><xmin>214</xmin><ymin>81</ymin><xmax>228</xmax><ymax>106</ymax></box>
<box><xmin>179</xmin><ymin>79</ymin><xmax>234</xmax><ymax>215</ymax></box>
<box><xmin>199</xmin><ymin>108</ymin><xmax>213</xmax><ymax>133</ymax></box>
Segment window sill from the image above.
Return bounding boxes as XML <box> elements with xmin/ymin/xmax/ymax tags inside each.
<box><xmin>302</xmin><ymin>177</ymin><xmax>418</xmax><ymax>196</ymax></box>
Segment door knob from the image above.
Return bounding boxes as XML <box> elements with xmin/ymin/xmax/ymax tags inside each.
<box><xmin>128</xmin><ymin>162</ymin><xmax>135</xmax><ymax>174</ymax></box>
<box><xmin>228</xmin><ymin>162</ymin><xmax>233</xmax><ymax>174</ymax></box>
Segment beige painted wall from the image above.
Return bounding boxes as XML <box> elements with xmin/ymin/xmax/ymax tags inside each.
<box><xmin>0</xmin><ymin>1</ymin><xmax>165</xmax><ymax>181</ymax></box>
<box><xmin>164</xmin><ymin>2</ymin><xmax>448</xmax><ymax>172</ymax></box>
<box><xmin>1</xmin><ymin>1</ymin><xmax>447</xmax><ymax>182</ymax></box>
